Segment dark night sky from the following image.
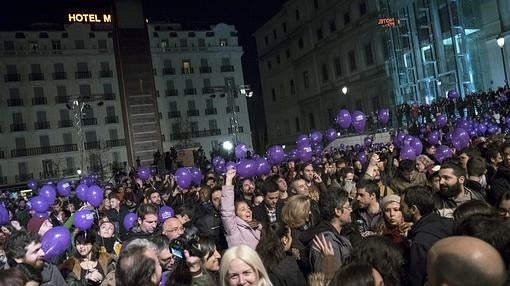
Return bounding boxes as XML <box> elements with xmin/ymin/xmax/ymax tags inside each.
<box><xmin>0</xmin><ymin>0</ymin><xmax>285</xmax><ymax>150</ymax></box>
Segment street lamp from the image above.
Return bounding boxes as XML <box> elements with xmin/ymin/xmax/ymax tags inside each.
<box><xmin>341</xmin><ymin>86</ymin><xmax>348</xmax><ymax>95</ymax></box>
<box><xmin>497</xmin><ymin>34</ymin><xmax>508</xmax><ymax>85</ymax></box>
<box><xmin>222</xmin><ymin>141</ymin><xmax>233</xmax><ymax>151</ymax></box>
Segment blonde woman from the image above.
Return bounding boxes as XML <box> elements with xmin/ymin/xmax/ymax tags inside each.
<box><xmin>220</xmin><ymin>245</ymin><xmax>273</xmax><ymax>286</ymax></box>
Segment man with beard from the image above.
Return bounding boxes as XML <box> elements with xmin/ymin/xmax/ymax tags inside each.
<box><xmin>195</xmin><ymin>186</ymin><xmax>228</xmax><ymax>250</ymax></box>
<box><xmin>14</xmin><ymin>199</ymin><xmax>30</xmax><ymax>228</ymax></box>
<box><xmin>434</xmin><ymin>162</ymin><xmax>485</xmax><ymax>218</ymax></box>
<box><xmin>5</xmin><ymin>230</ymin><xmax>66</xmax><ymax>286</ymax></box>
<box><xmin>235</xmin><ymin>178</ymin><xmax>256</xmax><ymax>205</ymax></box>
<box><xmin>400</xmin><ymin>186</ymin><xmax>454</xmax><ymax>286</ymax></box>
<box><xmin>352</xmin><ymin>179</ymin><xmax>382</xmax><ymax>236</ymax></box>
<box><xmin>299</xmin><ymin>163</ymin><xmax>327</xmax><ymax>202</ymax></box>
<box><xmin>491</xmin><ymin>142</ymin><xmax>510</xmax><ymax>205</ymax></box>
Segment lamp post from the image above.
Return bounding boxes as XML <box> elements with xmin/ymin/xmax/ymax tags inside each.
<box><xmin>341</xmin><ymin>86</ymin><xmax>348</xmax><ymax>95</ymax></box>
<box><xmin>497</xmin><ymin>34</ymin><xmax>508</xmax><ymax>85</ymax></box>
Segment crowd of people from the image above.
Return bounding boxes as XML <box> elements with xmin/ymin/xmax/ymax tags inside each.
<box><xmin>0</xmin><ymin>88</ymin><xmax>510</xmax><ymax>286</ymax></box>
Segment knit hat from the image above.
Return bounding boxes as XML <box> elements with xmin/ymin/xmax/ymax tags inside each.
<box><xmin>27</xmin><ymin>217</ymin><xmax>46</xmax><ymax>234</ymax></box>
<box><xmin>380</xmin><ymin>194</ymin><xmax>401</xmax><ymax>208</ymax></box>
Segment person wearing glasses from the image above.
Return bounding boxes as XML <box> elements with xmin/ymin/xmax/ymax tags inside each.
<box><xmin>496</xmin><ymin>191</ymin><xmax>510</xmax><ymax>222</ymax></box>
<box><xmin>162</xmin><ymin>217</ymin><xmax>185</xmax><ymax>241</ymax></box>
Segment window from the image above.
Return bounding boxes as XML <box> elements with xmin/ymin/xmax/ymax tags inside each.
<box><xmin>219</xmin><ymin>39</ymin><xmax>228</xmax><ymax>46</ymax></box>
<box><xmin>348</xmin><ymin>50</ymin><xmax>357</xmax><ymax>71</ymax></box>
<box><xmin>185</xmin><ymin>79</ymin><xmax>193</xmax><ymax>89</ymax></box>
<box><xmin>9</xmin><ymin>88</ymin><xmax>20</xmax><ymax>99</ymax></box>
<box><xmin>334</xmin><ymin>57</ymin><xmax>342</xmax><ymax>77</ymax></box>
<box><xmin>182</xmin><ymin>60</ymin><xmax>192</xmax><ymax>74</ymax></box>
<box><xmin>221</xmin><ymin>57</ymin><xmax>231</xmax><ymax>66</ymax></box>
<box><xmin>295</xmin><ymin>9</ymin><xmax>300</xmax><ymax>20</ymax></box>
<box><xmin>208</xmin><ymin>120</ymin><xmax>217</xmax><ymax>130</ymax></box>
<box><xmin>66</xmin><ymin>157</ymin><xmax>75</xmax><ymax>169</ymax></box>
<box><xmin>290</xmin><ymin>79</ymin><xmax>295</xmax><ymax>95</ymax></box>
<box><xmin>18</xmin><ymin>162</ymin><xmax>29</xmax><ymax>177</ymax></box>
<box><xmin>12</xmin><ymin>112</ymin><xmax>23</xmax><ymax>123</ymax></box>
<box><xmin>60</xmin><ymin>110</ymin><xmax>70</xmax><ymax>121</ymax></box>
<box><xmin>303</xmin><ymin>71</ymin><xmax>309</xmax><ymax>88</ymax></box>
<box><xmin>314</xmin><ymin>0</ymin><xmax>319</xmax><ymax>10</ymax></box>
<box><xmin>276</xmin><ymin>55</ymin><xmax>280</xmax><ymax>64</ymax></box>
<box><xmin>169</xmin><ymin>101</ymin><xmax>177</xmax><ymax>112</ymax></box>
<box><xmin>7</xmin><ymin>64</ymin><xmax>17</xmax><ymax>74</ymax></box>
<box><xmin>309</xmin><ymin>113</ymin><xmax>316</xmax><ymax>129</ymax></box>
<box><xmin>271</xmin><ymin>88</ymin><xmax>276</xmax><ymax>102</ymax></box>
<box><xmin>57</xmin><ymin>86</ymin><xmax>67</xmax><ymax>98</ymax></box>
<box><xmin>98</xmin><ymin>39</ymin><xmax>107</xmax><ymax>49</ymax></box>
<box><xmin>206</xmin><ymin>99</ymin><xmax>214</xmax><ymax>109</ymax></box>
<box><xmin>264</xmin><ymin>36</ymin><xmax>268</xmax><ymax>46</ymax></box>
<box><xmin>79</xmin><ymin>85</ymin><xmax>91</xmax><ymax>97</ymax></box>
<box><xmin>51</xmin><ymin>40</ymin><xmax>61</xmax><ymax>50</ymax></box>
<box><xmin>200</xmin><ymin>58</ymin><xmax>208</xmax><ymax>67</ymax></box>
<box><xmin>359</xmin><ymin>2</ymin><xmax>367</xmax><ymax>16</ymax></box>
<box><xmin>329</xmin><ymin>20</ymin><xmax>337</xmax><ymax>32</ymax></box>
<box><xmin>29</xmin><ymin>41</ymin><xmax>38</xmax><ymax>52</ymax></box>
<box><xmin>106</xmin><ymin>106</ymin><xmax>115</xmax><ymax>117</ymax></box>
<box><xmin>100</xmin><ymin>62</ymin><xmax>110</xmax><ymax>71</ymax></box>
<box><xmin>282</xmin><ymin>22</ymin><xmax>287</xmax><ymax>33</ymax></box>
<box><xmin>198</xmin><ymin>38</ymin><xmax>205</xmax><ymax>47</ymax></box>
<box><xmin>187</xmin><ymin>100</ymin><xmax>196</xmax><ymax>110</ymax></box>
<box><xmin>4</xmin><ymin>40</ymin><xmax>14</xmax><ymax>50</ymax></box>
<box><xmin>103</xmin><ymin>83</ymin><xmax>113</xmax><ymax>95</ymax></box>
<box><xmin>160</xmin><ymin>40</ymin><xmax>168</xmax><ymax>48</ymax></box>
<box><xmin>75</xmin><ymin>40</ymin><xmax>85</xmax><ymax>49</ymax></box>
<box><xmin>298</xmin><ymin>38</ymin><xmax>304</xmax><ymax>49</ymax></box>
<box><xmin>267</xmin><ymin>60</ymin><xmax>272</xmax><ymax>70</ymax></box>
<box><xmin>54</xmin><ymin>63</ymin><xmax>64</xmax><ymax>73</ymax></box>
<box><xmin>295</xmin><ymin>117</ymin><xmax>301</xmax><ymax>132</ymax></box>
<box><xmin>180</xmin><ymin>38</ymin><xmax>187</xmax><ymax>47</ymax></box>
<box><xmin>316</xmin><ymin>28</ymin><xmax>323</xmax><ymax>41</ymax></box>
<box><xmin>321</xmin><ymin>64</ymin><xmax>329</xmax><ymax>82</ymax></box>
<box><xmin>166</xmin><ymin>80</ymin><xmax>175</xmax><ymax>89</ymax></box>
<box><xmin>109</xmin><ymin>129</ymin><xmax>118</xmax><ymax>140</ymax></box>
<box><xmin>344</xmin><ymin>12</ymin><xmax>351</xmax><ymax>25</ymax></box>
<box><xmin>286</xmin><ymin>49</ymin><xmax>290</xmax><ymax>58</ymax></box>
<box><xmin>190</xmin><ymin>122</ymin><xmax>199</xmax><ymax>132</ymax></box>
<box><xmin>77</xmin><ymin>62</ymin><xmax>89</xmax><ymax>72</ymax></box>
<box><xmin>364</xmin><ymin>43</ymin><xmax>374</xmax><ymax>65</ymax></box>
<box><xmin>37</xmin><ymin>111</ymin><xmax>47</xmax><ymax>123</ymax></box>
<box><xmin>63</xmin><ymin>133</ymin><xmax>72</xmax><ymax>145</ymax></box>
<box><xmin>34</xmin><ymin>87</ymin><xmax>44</xmax><ymax>98</ymax></box>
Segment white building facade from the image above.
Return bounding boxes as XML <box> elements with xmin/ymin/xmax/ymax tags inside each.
<box><xmin>0</xmin><ymin>22</ymin><xmax>252</xmax><ymax>187</ymax></box>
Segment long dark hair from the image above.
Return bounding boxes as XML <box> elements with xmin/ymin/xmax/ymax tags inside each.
<box><xmin>329</xmin><ymin>263</ymin><xmax>375</xmax><ymax>286</ymax></box>
<box><xmin>74</xmin><ymin>230</ymin><xmax>100</xmax><ymax>261</ymax></box>
<box><xmin>256</xmin><ymin>222</ymin><xmax>289</xmax><ymax>271</ymax></box>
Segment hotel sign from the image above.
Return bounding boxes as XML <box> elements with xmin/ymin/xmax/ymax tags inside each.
<box><xmin>377</xmin><ymin>17</ymin><xmax>400</xmax><ymax>27</ymax></box>
<box><xmin>68</xmin><ymin>13</ymin><xmax>112</xmax><ymax>23</ymax></box>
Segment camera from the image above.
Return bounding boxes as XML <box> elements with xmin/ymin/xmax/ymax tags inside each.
<box><xmin>169</xmin><ymin>225</ymin><xmax>203</xmax><ymax>259</ymax></box>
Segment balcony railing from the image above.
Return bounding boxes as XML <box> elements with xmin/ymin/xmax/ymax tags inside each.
<box><xmin>105</xmin><ymin>116</ymin><xmax>119</xmax><ymax>124</ymax></box>
<box><xmin>4</xmin><ymin>73</ymin><xmax>21</xmax><ymax>82</ymax></box>
<box><xmin>16</xmin><ymin>173</ymin><xmax>33</xmax><ymax>183</ymax></box>
<box><xmin>7</xmin><ymin>98</ymin><xmax>23</xmax><ymax>106</ymax></box>
<box><xmin>32</xmin><ymin>97</ymin><xmax>47</xmax><ymax>105</ymax></box>
<box><xmin>82</xmin><ymin>118</ymin><xmax>97</xmax><ymax>126</ymax></box>
<box><xmin>168</xmin><ymin>111</ymin><xmax>181</xmax><ymax>118</ymax></box>
<box><xmin>187</xmin><ymin>109</ymin><xmax>200</xmax><ymax>117</ymax></box>
<box><xmin>226</xmin><ymin>106</ymin><xmax>240</xmax><ymax>113</ymax></box>
<box><xmin>29</xmin><ymin>73</ymin><xmax>44</xmax><ymax>81</ymax></box>
<box><xmin>34</xmin><ymin>121</ymin><xmax>51</xmax><ymax>130</ymax></box>
<box><xmin>75</xmin><ymin>71</ymin><xmax>92</xmax><ymax>79</ymax></box>
<box><xmin>170</xmin><ymin>129</ymin><xmax>221</xmax><ymax>141</ymax></box>
<box><xmin>205</xmin><ymin>108</ymin><xmax>217</xmax><ymax>115</ymax></box>
<box><xmin>62</xmin><ymin>168</ymin><xmax>76</xmax><ymax>176</ymax></box>
<box><xmin>99</xmin><ymin>70</ymin><xmax>113</xmax><ymax>78</ymax></box>
<box><xmin>58</xmin><ymin>120</ymin><xmax>73</xmax><ymax>128</ymax></box>
<box><xmin>0</xmin><ymin>151</ymin><xmax>4</xmax><ymax>159</ymax></box>
<box><xmin>40</xmin><ymin>171</ymin><xmax>58</xmax><ymax>180</ymax></box>
<box><xmin>10</xmin><ymin>123</ymin><xmax>27</xmax><ymax>132</ymax></box>
<box><xmin>220</xmin><ymin>65</ymin><xmax>235</xmax><ymax>72</ymax></box>
<box><xmin>52</xmin><ymin>72</ymin><xmax>67</xmax><ymax>80</ymax></box>
<box><xmin>11</xmin><ymin>144</ymin><xmax>77</xmax><ymax>158</ymax></box>
<box><xmin>184</xmin><ymin>88</ymin><xmax>197</xmax><ymax>95</ymax></box>
<box><xmin>55</xmin><ymin>95</ymin><xmax>69</xmax><ymax>104</ymax></box>
<box><xmin>105</xmin><ymin>139</ymin><xmax>126</xmax><ymax>148</ymax></box>
<box><xmin>84</xmin><ymin>141</ymin><xmax>101</xmax><ymax>150</ymax></box>
<box><xmin>228</xmin><ymin>126</ymin><xmax>244</xmax><ymax>134</ymax></box>
<box><xmin>182</xmin><ymin>67</ymin><xmax>194</xmax><ymax>74</ymax></box>
<box><xmin>163</xmin><ymin>67</ymin><xmax>176</xmax><ymax>75</ymax></box>
<box><xmin>202</xmin><ymin>87</ymin><xmax>215</xmax><ymax>94</ymax></box>
<box><xmin>165</xmin><ymin>89</ymin><xmax>178</xmax><ymax>97</ymax></box>
<box><xmin>199</xmin><ymin>66</ymin><xmax>212</xmax><ymax>73</ymax></box>
<box><xmin>0</xmin><ymin>176</ymin><xmax>7</xmax><ymax>185</ymax></box>
<box><xmin>103</xmin><ymin>93</ymin><xmax>116</xmax><ymax>100</ymax></box>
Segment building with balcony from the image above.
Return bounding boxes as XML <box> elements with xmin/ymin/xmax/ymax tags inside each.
<box><xmin>254</xmin><ymin>0</ymin><xmax>391</xmax><ymax>146</ymax></box>
<box><xmin>0</xmin><ymin>21</ymin><xmax>252</xmax><ymax>186</ymax></box>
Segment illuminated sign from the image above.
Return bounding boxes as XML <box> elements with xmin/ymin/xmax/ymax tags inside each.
<box><xmin>68</xmin><ymin>13</ymin><xmax>112</xmax><ymax>23</ymax></box>
<box><xmin>378</xmin><ymin>17</ymin><xmax>400</xmax><ymax>27</ymax></box>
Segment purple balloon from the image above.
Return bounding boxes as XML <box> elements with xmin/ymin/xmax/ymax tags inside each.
<box><xmin>73</xmin><ymin>209</ymin><xmax>95</xmax><ymax>230</ymax></box>
<box><xmin>212</xmin><ymin>156</ymin><xmax>223</xmax><ymax>167</ymax></box>
<box><xmin>80</xmin><ymin>176</ymin><xmax>92</xmax><ymax>187</ymax></box>
<box><xmin>30</xmin><ymin>196</ymin><xmax>50</xmax><ymax>213</ymax></box>
<box><xmin>137</xmin><ymin>167</ymin><xmax>151</xmax><ymax>181</ymax></box>
<box><xmin>336</xmin><ymin>109</ymin><xmax>352</xmax><ymax>129</ymax></box>
<box><xmin>237</xmin><ymin>159</ymin><xmax>257</xmax><ymax>178</ymax></box>
<box><xmin>189</xmin><ymin>167</ymin><xmax>202</xmax><ymax>186</ymax></box>
<box><xmin>56</xmin><ymin>180</ymin><xmax>71</xmax><ymax>197</ymax></box>
<box><xmin>41</xmin><ymin>226</ymin><xmax>71</xmax><ymax>260</ymax></box>
<box><xmin>40</xmin><ymin>185</ymin><xmax>57</xmax><ymax>206</ymax></box>
<box><xmin>296</xmin><ymin>134</ymin><xmax>311</xmax><ymax>147</ymax></box>
<box><xmin>400</xmin><ymin>145</ymin><xmax>417</xmax><ymax>161</ymax></box>
<box><xmin>159</xmin><ymin>274</ymin><xmax>168</xmax><ymax>286</ymax></box>
<box><xmin>453</xmin><ymin>128</ymin><xmax>469</xmax><ymax>148</ymax></box>
<box><xmin>34</xmin><ymin>211</ymin><xmax>49</xmax><ymax>218</ymax></box>
<box><xmin>86</xmin><ymin>185</ymin><xmax>104</xmax><ymax>208</ymax></box>
<box><xmin>27</xmin><ymin>179</ymin><xmax>37</xmax><ymax>190</ymax></box>
<box><xmin>123</xmin><ymin>213</ymin><xmax>138</xmax><ymax>231</ymax></box>
<box><xmin>435</xmin><ymin>145</ymin><xmax>453</xmax><ymax>163</ymax></box>
<box><xmin>395</xmin><ymin>132</ymin><xmax>406</xmax><ymax>147</ymax></box>
<box><xmin>378</xmin><ymin>109</ymin><xmax>390</xmax><ymax>125</ymax></box>
<box><xmin>76</xmin><ymin>183</ymin><xmax>89</xmax><ymax>202</ymax></box>
<box><xmin>310</xmin><ymin>131</ymin><xmax>323</xmax><ymax>143</ymax></box>
<box><xmin>175</xmin><ymin>168</ymin><xmax>192</xmax><ymax>189</ymax></box>
<box><xmin>427</xmin><ymin>131</ymin><xmax>440</xmax><ymax>145</ymax></box>
<box><xmin>0</xmin><ymin>206</ymin><xmax>9</xmax><ymax>225</ymax></box>
<box><xmin>351</xmin><ymin>111</ymin><xmax>366</xmax><ymax>133</ymax></box>
<box><xmin>255</xmin><ymin>157</ymin><xmax>271</xmax><ymax>176</ymax></box>
<box><xmin>325</xmin><ymin>128</ymin><xmax>337</xmax><ymax>141</ymax></box>
<box><xmin>225</xmin><ymin>161</ymin><xmax>237</xmax><ymax>171</ymax></box>
<box><xmin>297</xmin><ymin>145</ymin><xmax>313</xmax><ymax>162</ymax></box>
<box><xmin>356</xmin><ymin>152</ymin><xmax>367</xmax><ymax>165</ymax></box>
<box><xmin>409</xmin><ymin>137</ymin><xmax>423</xmax><ymax>156</ymax></box>
<box><xmin>506</xmin><ymin>117</ymin><xmax>510</xmax><ymax>127</ymax></box>
<box><xmin>447</xmin><ymin>89</ymin><xmax>459</xmax><ymax>99</ymax></box>
<box><xmin>436</xmin><ymin>114</ymin><xmax>447</xmax><ymax>128</ymax></box>
<box><xmin>150</xmin><ymin>167</ymin><xmax>157</xmax><ymax>176</ymax></box>
<box><xmin>159</xmin><ymin>206</ymin><xmax>175</xmax><ymax>223</ymax></box>
<box><xmin>235</xmin><ymin>143</ymin><xmax>248</xmax><ymax>159</ymax></box>
<box><xmin>364</xmin><ymin>137</ymin><xmax>373</xmax><ymax>148</ymax></box>
<box><xmin>267</xmin><ymin>145</ymin><xmax>285</xmax><ymax>165</ymax></box>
